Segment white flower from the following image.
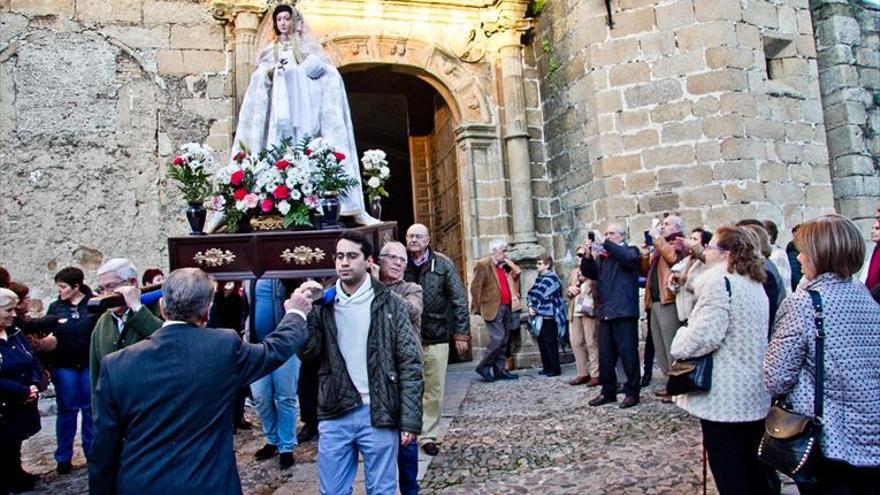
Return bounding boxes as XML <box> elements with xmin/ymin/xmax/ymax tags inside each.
<box><xmin>301</xmin><ymin>183</ymin><xmax>313</xmax><ymax>195</ymax></box>
<box><xmin>367</xmin><ymin>176</ymin><xmax>381</xmax><ymax>189</ymax></box>
<box><xmin>211</xmin><ymin>196</ymin><xmax>226</xmax><ymax>210</ymax></box>
<box><xmin>290</xmin><ymin>188</ymin><xmax>302</xmax><ymax>200</ymax></box>
<box><xmin>235</xmin><ymin>200</ymin><xmax>247</xmax><ymax>212</ymax></box>
<box><xmin>379</xmin><ymin>166</ymin><xmax>390</xmax><ymax>179</ymax></box>
<box><xmin>277</xmin><ymin>200</ymin><xmax>291</xmax><ymax>215</ymax></box>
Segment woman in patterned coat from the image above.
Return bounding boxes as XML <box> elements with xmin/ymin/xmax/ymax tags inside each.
<box><xmin>764</xmin><ymin>214</ymin><xmax>880</xmax><ymax>494</ymax></box>
<box><xmin>669</xmin><ymin>226</ymin><xmax>776</xmax><ymax>495</ymax></box>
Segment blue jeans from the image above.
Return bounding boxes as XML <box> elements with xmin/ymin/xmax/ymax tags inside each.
<box><xmin>51</xmin><ymin>367</ymin><xmax>92</xmax><ymax>462</ymax></box>
<box><xmin>397</xmin><ymin>441</ymin><xmax>419</xmax><ymax>495</ymax></box>
<box><xmin>318</xmin><ymin>405</ymin><xmax>399</xmax><ymax>495</ymax></box>
<box><xmin>250</xmin><ymin>355</ymin><xmax>300</xmax><ymax>453</ymax></box>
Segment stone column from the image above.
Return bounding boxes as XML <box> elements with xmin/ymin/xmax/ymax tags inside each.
<box><xmin>212</xmin><ymin>0</ymin><xmax>267</xmax><ymax>115</ymax></box>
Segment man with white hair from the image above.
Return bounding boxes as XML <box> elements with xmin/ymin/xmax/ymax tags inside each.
<box><xmin>89</xmin><ymin>258</ymin><xmax>163</xmax><ymax>397</ymax></box>
<box><xmin>640</xmin><ymin>215</ymin><xmax>687</xmax><ymax>400</ymax></box>
<box><xmin>470</xmin><ymin>239</ymin><xmax>522</xmax><ymax>382</ymax></box>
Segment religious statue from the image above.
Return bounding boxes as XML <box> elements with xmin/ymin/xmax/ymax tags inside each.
<box><xmin>230</xmin><ymin>2</ymin><xmax>376</xmax><ymax>225</ymax></box>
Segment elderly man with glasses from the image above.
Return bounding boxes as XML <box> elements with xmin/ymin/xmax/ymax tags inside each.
<box><xmin>89</xmin><ymin>258</ymin><xmax>163</xmax><ymax>400</ymax></box>
<box><xmin>580</xmin><ymin>224</ymin><xmax>642</xmax><ymax>409</ymax></box>
<box><xmin>403</xmin><ymin>223</ymin><xmax>469</xmax><ymax>457</ymax></box>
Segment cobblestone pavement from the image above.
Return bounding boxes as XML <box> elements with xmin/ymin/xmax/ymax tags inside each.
<box><xmin>22</xmin><ymin>362</ymin><xmax>795</xmax><ymax>494</ymax></box>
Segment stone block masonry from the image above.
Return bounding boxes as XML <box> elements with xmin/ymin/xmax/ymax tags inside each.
<box><xmin>534</xmin><ymin>0</ymin><xmax>837</xmax><ymax>258</ymax></box>
<box><xmin>0</xmin><ymin>0</ymin><xmax>232</xmax><ymax>303</ymax></box>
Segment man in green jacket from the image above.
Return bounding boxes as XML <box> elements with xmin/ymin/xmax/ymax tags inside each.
<box><xmin>89</xmin><ymin>258</ymin><xmax>163</xmax><ymax>398</ymax></box>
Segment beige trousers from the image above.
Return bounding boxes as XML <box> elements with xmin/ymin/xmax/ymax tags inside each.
<box><xmin>569</xmin><ymin>315</ymin><xmax>599</xmax><ymax>378</ymax></box>
<box><xmin>420</xmin><ymin>342</ymin><xmax>449</xmax><ymax>443</ymax></box>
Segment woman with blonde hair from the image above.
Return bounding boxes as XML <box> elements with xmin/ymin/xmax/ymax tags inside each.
<box><xmin>764</xmin><ymin>214</ymin><xmax>880</xmax><ymax>494</ymax></box>
<box><xmin>670</xmin><ymin>226</ymin><xmax>776</xmax><ymax>494</ymax></box>
<box><xmin>0</xmin><ymin>288</ymin><xmax>44</xmax><ymax>493</ymax></box>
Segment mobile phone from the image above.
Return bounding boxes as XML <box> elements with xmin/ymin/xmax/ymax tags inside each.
<box><xmin>588</xmin><ymin>231</ymin><xmax>596</xmax><ymax>242</ymax></box>
<box><xmin>644</xmin><ymin>231</ymin><xmax>653</xmax><ymax>246</ymax></box>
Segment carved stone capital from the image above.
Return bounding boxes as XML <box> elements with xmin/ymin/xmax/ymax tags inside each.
<box><xmin>211</xmin><ymin>0</ymin><xmax>268</xmax><ymax>25</ymax></box>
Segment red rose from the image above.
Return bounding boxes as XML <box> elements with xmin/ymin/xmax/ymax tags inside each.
<box><xmin>261</xmin><ymin>198</ymin><xmax>274</xmax><ymax>213</ymax></box>
<box><xmin>333</xmin><ymin>152</ymin><xmax>346</xmax><ymax>162</ymax></box>
<box><xmin>304</xmin><ymin>148</ymin><xmax>312</xmax><ymax>156</ymax></box>
<box><xmin>233</xmin><ymin>151</ymin><xmax>247</xmax><ymax>162</ymax></box>
<box><xmin>172</xmin><ymin>156</ymin><xmax>185</xmax><ymax>166</ymax></box>
<box><xmin>233</xmin><ymin>188</ymin><xmax>247</xmax><ymax>201</ymax></box>
<box><xmin>275</xmin><ymin>159</ymin><xmax>290</xmax><ymax>170</ymax></box>
<box><xmin>272</xmin><ymin>185</ymin><xmax>290</xmax><ymax>200</ymax></box>
<box><xmin>230</xmin><ymin>170</ymin><xmax>245</xmax><ymax>186</ymax></box>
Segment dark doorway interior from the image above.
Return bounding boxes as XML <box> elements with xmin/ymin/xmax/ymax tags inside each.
<box><xmin>342</xmin><ymin>67</ymin><xmax>438</xmax><ymax>231</ymax></box>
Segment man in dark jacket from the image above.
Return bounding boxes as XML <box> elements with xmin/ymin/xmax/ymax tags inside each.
<box><xmin>403</xmin><ymin>223</ymin><xmax>469</xmax><ymax>457</ymax></box>
<box><xmin>302</xmin><ymin>230</ymin><xmax>423</xmax><ymax>495</ymax></box>
<box><xmin>88</xmin><ymin>268</ymin><xmax>311</xmax><ymax>495</ymax></box>
<box><xmin>580</xmin><ymin>223</ymin><xmax>642</xmax><ymax>409</ymax></box>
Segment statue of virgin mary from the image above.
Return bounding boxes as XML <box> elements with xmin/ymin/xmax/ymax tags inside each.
<box><xmin>230</xmin><ymin>2</ymin><xmax>376</xmax><ymax>225</ymax></box>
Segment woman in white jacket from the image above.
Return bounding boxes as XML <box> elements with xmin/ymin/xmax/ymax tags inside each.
<box><xmin>670</xmin><ymin>226</ymin><xmax>776</xmax><ymax>495</ymax></box>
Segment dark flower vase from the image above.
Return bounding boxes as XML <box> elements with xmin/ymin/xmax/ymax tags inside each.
<box><xmin>186</xmin><ymin>202</ymin><xmax>207</xmax><ymax>235</ymax></box>
<box><xmin>369</xmin><ymin>197</ymin><xmax>382</xmax><ymax>221</ymax></box>
<box><xmin>321</xmin><ymin>194</ymin><xmax>341</xmax><ymax>229</ymax></box>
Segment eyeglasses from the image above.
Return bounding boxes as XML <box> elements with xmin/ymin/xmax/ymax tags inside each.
<box><xmin>406</xmin><ymin>233</ymin><xmax>427</xmax><ymax>240</ymax></box>
<box><xmin>379</xmin><ymin>254</ymin><xmax>407</xmax><ymax>265</ymax></box>
<box><xmin>334</xmin><ymin>252</ymin><xmax>363</xmax><ymax>261</ymax></box>
<box><xmin>96</xmin><ymin>280</ymin><xmax>130</xmax><ymax>294</ymax></box>
<box><xmin>576</xmin><ymin>253</ymin><xmax>585</xmax><ymax>257</ymax></box>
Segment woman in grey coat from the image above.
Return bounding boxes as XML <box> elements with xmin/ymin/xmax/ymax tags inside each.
<box><xmin>764</xmin><ymin>214</ymin><xmax>880</xmax><ymax>494</ymax></box>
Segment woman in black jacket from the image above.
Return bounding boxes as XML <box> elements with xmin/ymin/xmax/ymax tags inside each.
<box><xmin>0</xmin><ymin>287</ymin><xmax>44</xmax><ymax>493</ymax></box>
<box><xmin>45</xmin><ymin>267</ymin><xmax>97</xmax><ymax>475</ymax></box>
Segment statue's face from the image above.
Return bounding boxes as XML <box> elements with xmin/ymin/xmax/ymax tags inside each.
<box><xmin>275</xmin><ymin>11</ymin><xmax>292</xmax><ymax>36</ymax></box>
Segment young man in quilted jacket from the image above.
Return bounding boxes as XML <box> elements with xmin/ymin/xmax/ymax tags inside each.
<box><xmin>301</xmin><ymin>230</ymin><xmax>423</xmax><ymax>494</ymax></box>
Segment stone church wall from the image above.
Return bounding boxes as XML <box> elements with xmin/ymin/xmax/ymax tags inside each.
<box><xmin>0</xmin><ymin>0</ymin><xmax>231</xmax><ymax>303</ymax></box>
<box><xmin>811</xmin><ymin>0</ymin><xmax>880</xmax><ymax>234</ymax></box>
<box><xmin>533</xmin><ymin>0</ymin><xmax>837</xmax><ymax>257</ymax></box>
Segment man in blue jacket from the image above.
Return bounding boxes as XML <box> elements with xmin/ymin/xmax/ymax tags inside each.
<box><xmin>89</xmin><ymin>268</ymin><xmax>312</xmax><ymax>495</ymax></box>
<box><xmin>580</xmin><ymin>223</ymin><xmax>642</xmax><ymax>409</ymax></box>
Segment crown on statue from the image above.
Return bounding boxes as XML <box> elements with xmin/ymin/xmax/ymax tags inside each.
<box><xmin>267</xmin><ymin>0</ymin><xmax>299</xmax><ymax>8</ymax></box>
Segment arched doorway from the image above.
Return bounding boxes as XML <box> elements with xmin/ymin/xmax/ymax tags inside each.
<box><xmin>341</xmin><ymin>65</ymin><xmax>467</xmax><ymax>284</ymax></box>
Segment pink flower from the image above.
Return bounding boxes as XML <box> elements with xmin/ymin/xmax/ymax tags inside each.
<box><xmin>244</xmin><ymin>193</ymin><xmax>259</xmax><ymax>209</ymax></box>
<box><xmin>172</xmin><ymin>156</ymin><xmax>185</xmax><ymax>166</ymax></box>
<box><xmin>233</xmin><ymin>188</ymin><xmax>247</xmax><ymax>201</ymax></box>
<box><xmin>275</xmin><ymin>159</ymin><xmax>290</xmax><ymax>170</ymax></box>
<box><xmin>272</xmin><ymin>185</ymin><xmax>290</xmax><ymax>200</ymax></box>
<box><xmin>261</xmin><ymin>198</ymin><xmax>274</xmax><ymax>213</ymax></box>
<box><xmin>333</xmin><ymin>152</ymin><xmax>346</xmax><ymax>162</ymax></box>
<box><xmin>211</xmin><ymin>196</ymin><xmax>226</xmax><ymax>210</ymax></box>
<box><xmin>233</xmin><ymin>151</ymin><xmax>247</xmax><ymax>162</ymax></box>
<box><xmin>230</xmin><ymin>170</ymin><xmax>245</xmax><ymax>186</ymax></box>
<box><xmin>304</xmin><ymin>195</ymin><xmax>320</xmax><ymax>208</ymax></box>
<box><xmin>304</xmin><ymin>148</ymin><xmax>312</xmax><ymax>156</ymax></box>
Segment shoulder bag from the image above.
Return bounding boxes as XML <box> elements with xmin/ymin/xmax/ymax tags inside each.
<box><xmin>757</xmin><ymin>290</ymin><xmax>824</xmax><ymax>483</ymax></box>
<box><xmin>666</xmin><ymin>277</ymin><xmax>731</xmax><ymax>396</ymax></box>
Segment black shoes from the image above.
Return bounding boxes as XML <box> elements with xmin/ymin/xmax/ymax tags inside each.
<box><xmin>254</xmin><ymin>443</ymin><xmax>278</xmax><ymax>461</ymax></box>
<box><xmin>640</xmin><ymin>374</ymin><xmax>652</xmax><ymax>387</ymax></box>
<box><xmin>235</xmin><ymin>418</ymin><xmax>253</xmax><ymax>431</ymax></box>
<box><xmin>620</xmin><ymin>396</ymin><xmax>640</xmax><ymax>409</ymax></box>
<box><xmin>422</xmin><ymin>442</ymin><xmax>440</xmax><ymax>456</ymax></box>
<box><xmin>297</xmin><ymin>425</ymin><xmax>319</xmax><ymax>443</ymax></box>
<box><xmin>545</xmin><ymin>371</ymin><xmax>561</xmax><ymax>377</ymax></box>
<box><xmin>538</xmin><ymin>370</ymin><xmax>548</xmax><ymax>375</ymax></box>
<box><xmin>279</xmin><ymin>452</ymin><xmax>295</xmax><ymax>470</ymax></box>
<box><xmin>10</xmin><ymin>470</ymin><xmax>38</xmax><ymax>492</ymax></box>
<box><xmin>589</xmin><ymin>395</ymin><xmax>617</xmax><ymax>407</ymax></box>
<box><xmin>56</xmin><ymin>461</ymin><xmax>72</xmax><ymax>475</ymax></box>
<box><xmin>495</xmin><ymin>369</ymin><xmax>519</xmax><ymax>380</ymax></box>
<box><xmin>475</xmin><ymin>366</ymin><xmax>495</xmax><ymax>382</ymax></box>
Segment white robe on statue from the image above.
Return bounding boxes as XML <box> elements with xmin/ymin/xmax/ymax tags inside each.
<box><xmin>231</xmin><ymin>42</ymin><xmax>366</xmax><ymax>217</ymax></box>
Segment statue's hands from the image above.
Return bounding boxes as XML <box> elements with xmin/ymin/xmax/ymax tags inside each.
<box><xmin>303</xmin><ymin>54</ymin><xmax>326</xmax><ymax>79</ymax></box>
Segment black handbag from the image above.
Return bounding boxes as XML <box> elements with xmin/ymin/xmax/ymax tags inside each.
<box><xmin>666</xmin><ymin>277</ymin><xmax>730</xmax><ymax>396</ymax></box>
<box><xmin>758</xmin><ymin>290</ymin><xmax>824</xmax><ymax>483</ymax></box>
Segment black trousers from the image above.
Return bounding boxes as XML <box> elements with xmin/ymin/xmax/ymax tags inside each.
<box><xmin>232</xmin><ymin>386</ymin><xmax>250</xmax><ymax>425</ymax></box>
<box><xmin>297</xmin><ymin>356</ymin><xmax>319</xmax><ymax>429</ymax></box>
<box><xmin>0</xmin><ymin>439</ymin><xmax>24</xmax><ymax>494</ymax></box>
<box><xmin>796</xmin><ymin>458</ymin><xmax>880</xmax><ymax>495</ymax></box>
<box><xmin>536</xmin><ymin>318</ymin><xmax>561</xmax><ymax>374</ymax></box>
<box><xmin>643</xmin><ymin>310</ymin><xmax>655</xmax><ymax>378</ymax></box>
<box><xmin>700</xmin><ymin>419</ymin><xmax>778</xmax><ymax>495</ymax></box>
<box><xmin>598</xmin><ymin>317</ymin><xmax>640</xmax><ymax>398</ymax></box>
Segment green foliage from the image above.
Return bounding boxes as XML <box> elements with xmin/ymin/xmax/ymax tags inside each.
<box><xmin>284</xmin><ymin>203</ymin><xmax>312</xmax><ymax>228</ymax></box>
<box><xmin>528</xmin><ymin>0</ymin><xmax>546</xmax><ymax>16</ymax></box>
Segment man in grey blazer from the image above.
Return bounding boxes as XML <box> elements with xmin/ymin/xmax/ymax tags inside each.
<box><xmin>88</xmin><ymin>268</ymin><xmax>312</xmax><ymax>495</ymax></box>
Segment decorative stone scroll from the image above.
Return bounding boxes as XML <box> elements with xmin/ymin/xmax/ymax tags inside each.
<box><xmin>280</xmin><ymin>246</ymin><xmax>326</xmax><ymax>265</ymax></box>
<box><xmin>194</xmin><ymin>248</ymin><xmax>237</xmax><ymax>267</ymax></box>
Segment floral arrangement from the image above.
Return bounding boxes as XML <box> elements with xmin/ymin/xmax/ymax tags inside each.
<box><xmin>211</xmin><ymin>136</ymin><xmax>357</xmax><ymax>231</ymax></box>
<box><xmin>168</xmin><ymin>143</ymin><xmax>215</xmax><ymax>203</ymax></box>
<box><xmin>361</xmin><ymin>149</ymin><xmax>390</xmax><ymax>202</ymax></box>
